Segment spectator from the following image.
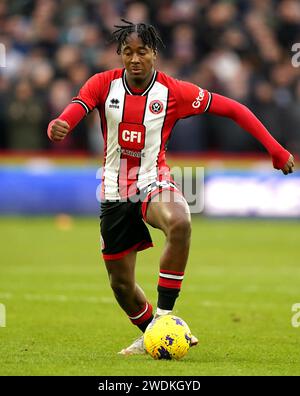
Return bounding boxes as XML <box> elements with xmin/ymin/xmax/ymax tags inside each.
<box><xmin>6</xmin><ymin>80</ymin><xmax>45</xmax><ymax>150</ymax></box>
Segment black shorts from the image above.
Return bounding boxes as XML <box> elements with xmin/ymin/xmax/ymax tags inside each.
<box><xmin>100</xmin><ymin>200</ymin><xmax>153</xmax><ymax>260</ymax></box>
<box><xmin>99</xmin><ymin>180</ymin><xmax>180</xmax><ymax>261</ymax></box>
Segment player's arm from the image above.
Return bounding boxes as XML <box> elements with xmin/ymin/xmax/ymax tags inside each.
<box><xmin>47</xmin><ymin>74</ymin><xmax>100</xmax><ymax>142</ymax></box>
<box><xmin>208</xmin><ymin>93</ymin><xmax>295</xmax><ymax>175</ymax></box>
<box><xmin>47</xmin><ymin>104</ymin><xmax>86</xmax><ymax>142</ymax></box>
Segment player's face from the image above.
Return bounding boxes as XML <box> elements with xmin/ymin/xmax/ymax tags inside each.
<box><xmin>121</xmin><ymin>33</ymin><xmax>156</xmax><ymax>83</ymax></box>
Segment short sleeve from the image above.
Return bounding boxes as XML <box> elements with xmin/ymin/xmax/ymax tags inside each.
<box><xmin>175</xmin><ymin>80</ymin><xmax>212</xmax><ymax>119</ymax></box>
<box><xmin>71</xmin><ymin>74</ymin><xmax>102</xmax><ymax>114</ymax></box>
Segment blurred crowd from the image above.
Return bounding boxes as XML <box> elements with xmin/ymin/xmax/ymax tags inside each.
<box><xmin>0</xmin><ymin>0</ymin><xmax>299</xmax><ymax>155</ymax></box>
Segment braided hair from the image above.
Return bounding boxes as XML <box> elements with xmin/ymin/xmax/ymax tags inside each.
<box><xmin>111</xmin><ymin>19</ymin><xmax>165</xmax><ymax>54</ymax></box>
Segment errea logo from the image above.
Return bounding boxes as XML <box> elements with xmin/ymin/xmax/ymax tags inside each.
<box><xmin>109</xmin><ymin>98</ymin><xmax>120</xmax><ymax>109</ymax></box>
<box><xmin>192</xmin><ymin>87</ymin><xmax>205</xmax><ymax>109</ymax></box>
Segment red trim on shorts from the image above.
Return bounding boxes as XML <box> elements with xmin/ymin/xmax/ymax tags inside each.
<box><xmin>141</xmin><ymin>187</ymin><xmax>183</xmax><ymax>221</ymax></box>
<box><xmin>102</xmin><ymin>240</ymin><xmax>153</xmax><ymax>261</ymax></box>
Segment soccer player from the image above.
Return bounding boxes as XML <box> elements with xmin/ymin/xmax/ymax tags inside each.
<box><xmin>47</xmin><ymin>20</ymin><xmax>295</xmax><ymax>355</ymax></box>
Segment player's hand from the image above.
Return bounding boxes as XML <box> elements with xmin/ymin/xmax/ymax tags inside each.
<box><xmin>48</xmin><ymin>119</ymin><xmax>70</xmax><ymax>141</ymax></box>
<box><xmin>281</xmin><ymin>154</ymin><xmax>295</xmax><ymax>175</ymax></box>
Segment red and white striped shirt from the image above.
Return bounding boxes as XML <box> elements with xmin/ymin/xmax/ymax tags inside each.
<box><xmin>72</xmin><ymin>68</ymin><xmax>211</xmax><ymax>200</ymax></box>
<box><xmin>49</xmin><ymin>69</ymin><xmax>291</xmax><ymax>192</ymax></box>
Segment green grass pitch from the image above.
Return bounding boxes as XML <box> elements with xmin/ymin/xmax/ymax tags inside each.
<box><xmin>0</xmin><ymin>217</ymin><xmax>300</xmax><ymax>376</ymax></box>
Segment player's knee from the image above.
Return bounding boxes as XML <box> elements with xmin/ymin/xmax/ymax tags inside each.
<box><xmin>110</xmin><ymin>277</ymin><xmax>134</xmax><ymax>298</ymax></box>
<box><xmin>168</xmin><ymin>214</ymin><xmax>191</xmax><ymax>242</ymax></box>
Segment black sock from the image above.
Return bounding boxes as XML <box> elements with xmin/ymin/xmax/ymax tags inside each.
<box><xmin>157</xmin><ymin>286</ymin><xmax>180</xmax><ymax>311</ymax></box>
<box><xmin>157</xmin><ymin>269</ymin><xmax>184</xmax><ymax>311</ymax></box>
<box><xmin>138</xmin><ymin>315</ymin><xmax>154</xmax><ymax>332</ymax></box>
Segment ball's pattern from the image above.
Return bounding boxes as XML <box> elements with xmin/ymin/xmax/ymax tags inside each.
<box><xmin>144</xmin><ymin>315</ymin><xmax>192</xmax><ymax>360</ymax></box>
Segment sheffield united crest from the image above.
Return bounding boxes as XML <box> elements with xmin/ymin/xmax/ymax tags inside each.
<box><xmin>149</xmin><ymin>100</ymin><xmax>163</xmax><ymax>114</ymax></box>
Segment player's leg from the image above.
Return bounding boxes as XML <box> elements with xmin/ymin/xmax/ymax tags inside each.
<box><xmin>145</xmin><ymin>189</ymin><xmax>198</xmax><ymax>346</ymax></box>
<box><xmin>104</xmin><ymin>251</ymin><xmax>153</xmax><ymax>333</ymax></box>
<box><xmin>100</xmin><ymin>201</ymin><xmax>154</xmax><ymax>335</ymax></box>
<box><xmin>145</xmin><ymin>189</ymin><xmax>191</xmax><ymax>316</ymax></box>
<box><xmin>105</xmin><ymin>251</ymin><xmax>154</xmax><ymax>355</ymax></box>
